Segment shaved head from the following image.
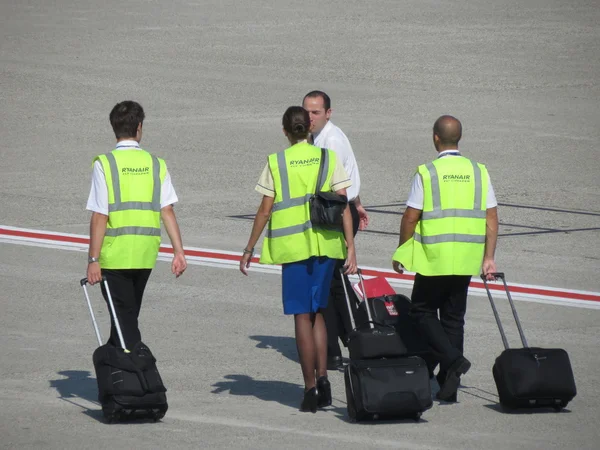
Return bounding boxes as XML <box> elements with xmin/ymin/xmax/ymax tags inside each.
<box><xmin>433</xmin><ymin>115</ymin><xmax>462</xmax><ymax>147</ymax></box>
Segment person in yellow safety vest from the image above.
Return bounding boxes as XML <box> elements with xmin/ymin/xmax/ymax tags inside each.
<box><xmin>86</xmin><ymin>100</ymin><xmax>187</xmax><ymax>349</ymax></box>
<box><xmin>392</xmin><ymin>115</ymin><xmax>499</xmax><ymax>403</ymax></box>
<box><xmin>239</xmin><ymin>106</ymin><xmax>358</xmax><ymax>413</ymax></box>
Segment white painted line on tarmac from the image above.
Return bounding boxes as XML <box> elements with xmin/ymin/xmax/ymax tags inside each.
<box><xmin>2</xmin><ymin>225</ymin><xmax>599</xmax><ymax>310</ymax></box>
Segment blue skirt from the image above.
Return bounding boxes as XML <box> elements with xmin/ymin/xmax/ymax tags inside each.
<box><xmin>281</xmin><ymin>257</ymin><xmax>337</xmax><ymax>315</ymax></box>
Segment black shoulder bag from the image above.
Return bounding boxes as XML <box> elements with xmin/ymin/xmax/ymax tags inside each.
<box><xmin>309</xmin><ymin>148</ymin><xmax>348</xmax><ymax>228</ymax></box>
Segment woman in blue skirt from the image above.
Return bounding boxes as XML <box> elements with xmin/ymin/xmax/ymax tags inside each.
<box><xmin>240</xmin><ymin>106</ymin><xmax>357</xmax><ymax>413</ymax></box>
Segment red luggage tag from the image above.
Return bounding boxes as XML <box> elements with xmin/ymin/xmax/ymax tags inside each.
<box><xmin>384</xmin><ymin>299</ymin><xmax>399</xmax><ymax>316</ymax></box>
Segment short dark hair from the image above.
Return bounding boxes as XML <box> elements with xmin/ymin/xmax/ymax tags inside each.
<box><xmin>282</xmin><ymin>106</ymin><xmax>310</xmax><ymax>140</ymax></box>
<box><xmin>109</xmin><ymin>101</ymin><xmax>145</xmax><ymax>139</ymax></box>
<box><xmin>303</xmin><ymin>90</ymin><xmax>331</xmax><ymax>111</ymax></box>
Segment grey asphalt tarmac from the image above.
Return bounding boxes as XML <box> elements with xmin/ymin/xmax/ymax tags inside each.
<box><xmin>1</xmin><ymin>0</ymin><xmax>599</xmax><ymax>449</ymax></box>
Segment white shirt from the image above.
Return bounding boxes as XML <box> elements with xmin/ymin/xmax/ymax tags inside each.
<box><xmin>313</xmin><ymin>120</ymin><xmax>361</xmax><ymax>201</ymax></box>
<box><xmin>406</xmin><ymin>150</ymin><xmax>497</xmax><ymax>209</ymax></box>
<box><xmin>86</xmin><ymin>140</ymin><xmax>178</xmax><ymax>215</ymax></box>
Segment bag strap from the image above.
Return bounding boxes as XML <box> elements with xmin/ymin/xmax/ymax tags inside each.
<box><xmin>315</xmin><ymin>148</ymin><xmax>327</xmax><ymax>194</ymax></box>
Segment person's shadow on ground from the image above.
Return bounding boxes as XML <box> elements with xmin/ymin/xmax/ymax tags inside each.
<box><xmin>248</xmin><ymin>335</ymin><xmax>299</xmax><ymax>364</ymax></box>
<box><xmin>49</xmin><ymin>370</ymin><xmax>103</xmax><ymax>422</ymax></box>
<box><xmin>211</xmin><ymin>374</ymin><xmax>305</xmax><ymax>410</ymax></box>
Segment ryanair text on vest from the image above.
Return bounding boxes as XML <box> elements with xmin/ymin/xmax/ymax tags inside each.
<box><xmin>289</xmin><ymin>158</ymin><xmax>320</xmax><ymax>167</ymax></box>
<box><xmin>442</xmin><ymin>174</ymin><xmax>471</xmax><ymax>182</ymax></box>
<box><xmin>122</xmin><ymin>167</ymin><xmax>150</xmax><ymax>175</ymax></box>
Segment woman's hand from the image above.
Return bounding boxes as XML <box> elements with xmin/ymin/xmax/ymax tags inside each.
<box><xmin>343</xmin><ymin>249</ymin><xmax>358</xmax><ymax>275</ymax></box>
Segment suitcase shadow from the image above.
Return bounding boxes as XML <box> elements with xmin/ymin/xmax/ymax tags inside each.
<box><xmin>483</xmin><ymin>403</ymin><xmax>572</xmax><ymax>415</ymax></box>
<box><xmin>211</xmin><ymin>374</ymin><xmax>305</xmax><ymax>410</ymax></box>
<box><xmin>249</xmin><ymin>335</ymin><xmax>299</xmax><ymax>363</ymax></box>
<box><xmin>457</xmin><ymin>385</ymin><xmax>499</xmax><ymax>403</ymax></box>
<box><xmin>49</xmin><ymin>370</ymin><xmax>104</xmax><ymax>422</ymax></box>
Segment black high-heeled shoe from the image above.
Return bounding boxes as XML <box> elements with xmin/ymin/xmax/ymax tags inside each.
<box><xmin>300</xmin><ymin>387</ymin><xmax>318</xmax><ymax>413</ymax></box>
<box><xmin>317</xmin><ymin>376</ymin><xmax>332</xmax><ymax>408</ymax></box>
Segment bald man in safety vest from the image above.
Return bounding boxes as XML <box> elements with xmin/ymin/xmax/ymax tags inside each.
<box><xmin>393</xmin><ymin>115</ymin><xmax>499</xmax><ymax>402</ymax></box>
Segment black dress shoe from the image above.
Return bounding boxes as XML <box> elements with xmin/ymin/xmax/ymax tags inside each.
<box><xmin>317</xmin><ymin>376</ymin><xmax>332</xmax><ymax>408</ymax></box>
<box><xmin>300</xmin><ymin>387</ymin><xmax>318</xmax><ymax>413</ymax></box>
<box><xmin>437</xmin><ymin>356</ymin><xmax>471</xmax><ymax>401</ymax></box>
<box><xmin>436</xmin><ymin>391</ymin><xmax>458</xmax><ymax>403</ymax></box>
<box><xmin>327</xmin><ymin>356</ymin><xmax>343</xmax><ymax>371</ymax></box>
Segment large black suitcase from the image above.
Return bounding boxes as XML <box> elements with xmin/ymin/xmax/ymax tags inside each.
<box><xmin>342</xmin><ymin>269</ymin><xmax>432</xmax><ymax>422</ymax></box>
<box><xmin>482</xmin><ymin>273</ymin><xmax>577</xmax><ymax>411</ymax></box>
<box><xmin>343</xmin><ymin>269</ymin><xmax>407</xmax><ymax>360</ymax></box>
<box><xmin>81</xmin><ymin>277</ymin><xmax>168</xmax><ymax>423</ymax></box>
<box><xmin>344</xmin><ymin>356</ymin><xmax>433</xmax><ymax>422</ymax></box>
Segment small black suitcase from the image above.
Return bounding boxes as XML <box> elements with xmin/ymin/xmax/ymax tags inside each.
<box><xmin>81</xmin><ymin>277</ymin><xmax>168</xmax><ymax>423</ymax></box>
<box><xmin>354</xmin><ymin>293</ymin><xmax>431</xmax><ymax>358</ymax></box>
<box><xmin>355</xmin><ymin>294</ymin><xmax>405</xmax><ymax>328</ymax></box>
<box><xmin>344</xmin><ymin>356</ymin><xmax>433</xmax><ymax>422</ymax></box>
<box><xmin>482</xmin><ymin>273</ymin><xmax>577</xmax><ymax>411</ymax></box>
<box><xmin>343</xmin><ymin>269</ymin><xmax>407</xmax><ymax>360</ymax></box>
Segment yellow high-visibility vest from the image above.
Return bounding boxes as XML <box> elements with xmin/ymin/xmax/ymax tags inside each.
<box><xmin>259</xmin><ymin>142</ymin><xmax>347</xmax><ymax>265</ymax></box>
<box><xmin>94</xmin><ymin>149</ymin><xmax>166</xmax><ymax>269</ymax></box>
<box><xmin>393</xmin><ymin>156</ymin><xmax>488</xmax><ymax>276</ymax></box>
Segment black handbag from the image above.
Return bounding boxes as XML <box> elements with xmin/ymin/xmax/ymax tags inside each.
<box><xmin>309</xmin><ymin>148</ymin><xmax>348</xmax><ymax>228</ymax></box>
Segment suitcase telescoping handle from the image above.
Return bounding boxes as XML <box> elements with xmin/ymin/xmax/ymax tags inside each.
<box><xmin>480</xmin><ymin>272</ymin><xmax>529</xmax><ymax>350</ymax></box>
<box><xmin>340</xmin><ymin>268</ymin><xmax>374</xmax><ymax>330</ymax></box>
<box><xmin>80</xmin><ymin>276</ymin><xmax>128</xmax><ymax>351</ymax></box>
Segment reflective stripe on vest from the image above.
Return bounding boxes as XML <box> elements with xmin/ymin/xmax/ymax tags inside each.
<box><xmin>414</xmin><ymin>232</ymin><xmax>486</xmax><ymax>244</ymax></box>
<box><xmin>105</xmin><ymin>226</ymin><xmax>162</xmax><ymax>237</ymax></box>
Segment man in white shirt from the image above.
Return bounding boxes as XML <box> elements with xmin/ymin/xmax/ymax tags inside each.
<box><xmin>303</xmin><ymin>91</ymin><xmax>369</xmax><ymax>370</ymax></box>
<box><xmin>86</xmin><ymin>101</ymin><xmax>186</xmax><ymax>348</ymax></box>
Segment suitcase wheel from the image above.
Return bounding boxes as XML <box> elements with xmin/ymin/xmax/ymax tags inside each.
<box><xmin>153</xmin><ymin>409</ymin><xmax>166</xmax><ymax>422</ymax></box>
<box><xmin>553</xmin><ymin>401</ymin><xmax>568</xmax><ymax>412</ymax></box>
<box><xmin>413</xmin><ymin>412</ymin><xmax>422</xmax><ymax>422</ymax></box>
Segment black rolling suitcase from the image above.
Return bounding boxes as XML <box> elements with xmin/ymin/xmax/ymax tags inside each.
<box><xmin>482</xmin><ymin>273</ymin><xmax>577</xmax><ymax>411</ymax></box>
<box><xmin>342</xmin><ymin>269</ymin><xmax>432</xmax><ymax>422</ymax></box>
<box><xmin>81</xmin><ymin>277</ymin><xmax>168</xmax><ymax>423</ymax></box>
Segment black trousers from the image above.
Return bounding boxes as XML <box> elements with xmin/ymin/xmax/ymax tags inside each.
<box><xmin>324</xmin><ymin>201</ymin><xmax>360</xmax><ymax>357</ymax></box>
<box><xmin>409</xmin><ymin>273</ymin><xmax>471</xmax><ymax>378</ymax></box>
<box><xmin>100</xmin><ymin>268</ymin><xmax>152</xmax><ymax>349</ymax></box>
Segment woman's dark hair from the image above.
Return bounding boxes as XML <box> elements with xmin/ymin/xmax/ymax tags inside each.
<box><xmin>282</xmin><ymin>106</ymin><xmax>310</xmax><ymax>140</ymax></box>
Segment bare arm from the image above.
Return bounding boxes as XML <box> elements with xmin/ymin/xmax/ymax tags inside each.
<box><xmin>240</xmin><ymin>196</ymin><xmax>274</xmax><ymax>275</ymax></box>
<box><xmin>399</xmin><ymin>206</ymin><xmax>422</xmax><ymax>247</ymax></box>
<box><xmin>337</xmin><ymin>188</ymin><xmax>357</xmax><ymax>274</ymax></box>
<box><xmin>245</xmin><ymin>196</ymin><xmax>274</xmax><ymax>251</ymax></box>
<box><xmin>482</xmin><ymin>207</ymin><xmax>499</xmax><ymax>279</ymax></box>
<box><xmin>89</xmin><ymin>212</ymin><xmax>108</xmax><ymax>258</ymax></box>
<box><xmin>161</xmin><ymin>205</ymin><xmax>184</xmax><ymax>254</ymax></box>
<box><xmin>86</xmin><ymin>212</ymin><xmax>108</xmax><ymax>284</ymax></box>
<box><xmin>161</xmin><ymin>205</ymin><xmax>187</xmax><ymax>277</ymax></box>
